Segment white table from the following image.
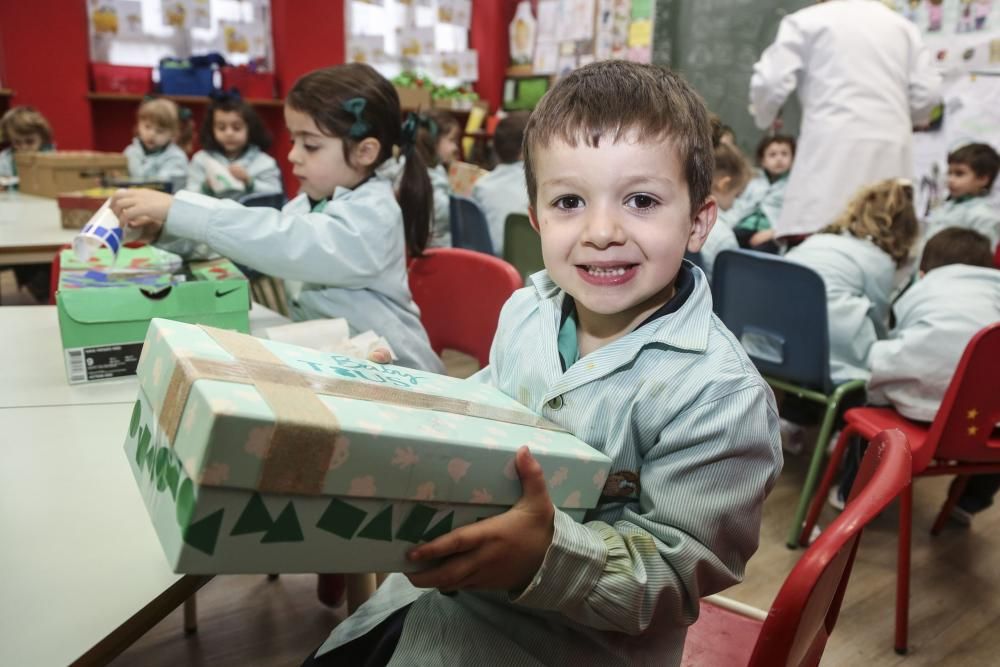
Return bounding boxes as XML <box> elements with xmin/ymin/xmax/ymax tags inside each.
<box><xmin>1</xmin><ymin>304</ymin><xmax>291</xmax><ymax>409</ymax></box>
<box><xmin>0</xmin><ymin>192</ymin><xmax>77</xmax><ymax>265</ymax></box>
<box><xmin>0</xmin><ymin>403</ymin><xmax>209</xmax><ymax>665</ymax></box>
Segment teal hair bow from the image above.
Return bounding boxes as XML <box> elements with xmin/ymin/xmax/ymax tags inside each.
<box><xmin>341</xmin><ymin>97</ymin><xmax>369</xmax><ymax>139</ymax></box>
<box><xmin>400</xmin><ymin>112</ymin><xmax>438</xmax><ymax>152</ymax></box>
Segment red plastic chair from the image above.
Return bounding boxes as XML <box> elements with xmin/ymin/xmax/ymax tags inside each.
<box><xmin>681</xmin><ymin>429</ymin><xmax>912</xmax><ymax>667</ymax></box>
<box><xmin>800</xmin><ymin>322</ymin><xmax>1000</xmax><ymax>654</ymax></box>
<box><xmin>408</xmin><ymin>247</ymin><xmax>523</xmax><ymax>367</ymax></box>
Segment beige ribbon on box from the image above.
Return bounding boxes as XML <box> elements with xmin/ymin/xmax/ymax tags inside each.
<box><xmin>158</xmin><ymin>325</ymin><xmax>566</xmax><ymax>496</ymax></box>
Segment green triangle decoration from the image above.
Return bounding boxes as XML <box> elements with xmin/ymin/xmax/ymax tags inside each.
<box><xmin>315</xmin><ymin>498</ymin><xmax>367</xmax><ymax>540</ymax></box>
<box><xmin>231</xmin><ymin>492</ymin><xmax>273</xmax><ymax>536</ymax></box>
<box><xmin>183</xmin><ymin>509</ymin><xmax>225</xmax><ymax>555</ymax></box>
<box><xmin>176</xmin><ymin>478</ymin><xmax>195</xmax><ymax>529</ymax></box>
<box><xmin>129</xmin><ymin>400</ymin><xmax>141</xmax><ymax>438</ymax></box>
<box><xmin>358</xmin><ymin>505</ymin><xmax>394</xmax><ymax>541</ymax></box>
<box><xmin>261</xmin><ymin>502</ymin><xmax>304</xmax><ymax>543</ymax></box>
<box><xmin>155</xmin><ymin>448</ymin><xmax>169</xmax><ymax>492</ymax></box>
<box><xmin>165</xmin><ymin>464</ymin><xmax>180</xmax><ymax>499</ymax></box>
<box><xmin>136</xmin><ymin>425</ymin><xmax>152</xmax><ymax>469</ymax></box>
<box><xmin>395</xmin><ymin>504</ymin><xmax>438</xmax><ymax>543</ymax></box>
<box><xmin>421</xmin><ymin>511</ymin><xmax>454</xmax><ymax>542</ymax></box>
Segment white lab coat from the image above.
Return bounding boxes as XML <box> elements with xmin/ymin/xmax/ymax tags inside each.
<box><xmin>750</xmin><ymin>0</ymin><xmax>941</xmax><ymax>237</ymax></box>
<box><xmin>785</xmin><ymin>232</ymin><xmax>896</xmax><ymax>383</ymax></box>
<box><xmin>471</xmin><ymin>161</ymin><xmax>530</xmax><ymax>255</ymax></box>
<box><xmin>867</xmin><ymin>264</ymin><xmax>1000</xmax><ymax>422</ymax></box>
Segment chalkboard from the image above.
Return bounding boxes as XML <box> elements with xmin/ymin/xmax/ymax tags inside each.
<box><xmin>653</xmin><ymin>0</ymin><xmax>812</xmax><ymax>156</ymax></box>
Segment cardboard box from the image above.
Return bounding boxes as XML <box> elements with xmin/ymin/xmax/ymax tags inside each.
<box><xmin>394</xmin><ymin>85</ymin><xmax>432</xmax><ymax>110</ymax></box>
<box><xmin>91</xmin><ymin>63</ymin><xmax>153</xmax><ymax>95</ymax></box>
<box><xmin>57</xmin><ymin>249</ymin><xmax>250</xmax><ymax>384</ymax></box>
<box><xmin>15</xmin><ymin>151</ymin><xmax>128</xmax><ymax>199</ymax></box>
<box><xmin>124</xmin><ymin>318</ymin><xmax>612</xmax><ymax>574</ymax></box>
<box><xmin>448</xmin><ymin>161</ymin><xmax>489</xmax><ymax>197</ymax></box>
<box><xmin>56</xmin><ymin>188</ymin><xmax>117</xmax><ymax>229</ymax></box>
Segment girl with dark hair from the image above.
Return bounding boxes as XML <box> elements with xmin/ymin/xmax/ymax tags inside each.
<box><xmin>110</xmin><ymin>63</ymin><xmax>442</xmax><ymax>373</ymax></box>
<box><xmin>186</xmin><ymin>93</ymin><xmax>282</xmax><ymax>199</ymax></box>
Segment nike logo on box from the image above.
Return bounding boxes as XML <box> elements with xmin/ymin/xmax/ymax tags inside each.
<box><xmin>215</xmin><ymin>287</ymin><xmax>241</xmax><ymax>298</ymax></box>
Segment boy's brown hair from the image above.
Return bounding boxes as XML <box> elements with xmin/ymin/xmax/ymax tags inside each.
<box><xmin>755</xmin><ymin>135</ymin><xmax>796</xmax><ymax>163</ymax></box>
<box><xmin>0</xmin><ymin>106</ymin><xmax>52</xmax><ymax>145</ymax></box>
<box><xmin>137</xmin><ymin>98</ymin><xmax>180</xmax><ymax>134</ymax></box>
<box><xmin>822</xmin><ymin>178</ymin><xmax>919</xmax><ymax>265</ymax></box>
<box><xmin>523</xmin><ymin>60</ymin><xmax>714</xmax><ymax>214</ymax></box>
<box><xmin>494</xmin><ymin>111</ymin><xmax>529</xmax><ymax>164</ymax></box>
<box><xmin>411</xmin><ymin>110</ymin><xmax>460</xmax><ymax>168</ymax></box>
<box><xmin>714</xmin><ymin>142</ymin><xmax>752</xmax><ymax>195</ymax></box>
<box><xmin>920</xmin><ymin>227</ymin><xmax>994</xmax><ymax>272</ymax></box>
<box><xmin>948</xmin><ymin>142</ymin><xmax>1000</xmax><ymax>190</ymax></box>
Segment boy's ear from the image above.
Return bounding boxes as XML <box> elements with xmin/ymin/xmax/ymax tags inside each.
<box><xmin>528</xmin><ymin>205</ymin><xmax>541</xmax><ymax>233</ymax></box>
<box><xmin>687</xmin><ymin>197</ymin><xmax>717</xmax><ymax>253</ymax></box>
<box><xmin>351</xmin><ymin>137</ymin><xmax>382</xmax><ymax>169</ymax></box>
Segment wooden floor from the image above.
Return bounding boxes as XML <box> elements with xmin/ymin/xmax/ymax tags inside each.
<box><xmin>7</xmin><ymin>271</ymin><xmax>998</xmax><ymax>666</ymax></box>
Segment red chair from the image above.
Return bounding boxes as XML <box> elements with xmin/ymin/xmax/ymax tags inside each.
<box><xmin>799</xmin><ymin>322</ymin><xmax>1000</xmax><ymax>654</ymax></box>
<box><xmin>681</xmin><ymin>429</ymin><xmax>912</xmax><ymax>667</ymax></box>
<box><xmin>408</xmin><ymin>247</ymin><xmax>523</xmax><ymax>367</ymax></box>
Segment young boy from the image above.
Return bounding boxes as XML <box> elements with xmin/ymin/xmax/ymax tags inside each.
<box><xmin>868</xmin><ymin>227</ymin><xmax>999</xmax><ymax>421</ymax></box>
<box><xmin>304</xmin><ymin>61</ymin><xmax>782</xmax><ymax>666</ymax></box>
<box><xmin>0</xmin><ymin>106</ymin><xmax>55</xmax><ymax>302</ymax></box>
<box><xmin>732</xmin><ymin>135</ymin><xmax>795</xmax><ymax>253</ymax></box>
<box><xmin>924</xmin><ymin>142</ymin><xmax>1000</xmax><ymax>250</ymax></box>
<box><xmin>0</xmin><ymin>106</ymin><xmax>54</xmax><ymax>180</ymax></box>
<box><xmin>833</xmin><ymin>227</ymin><xmax>999</xmax><ymax>511</ymax></box>
<box><xmin>123</xmin><ymin>98</ymin><xmax>189</xmax><ymax>192</ymax></box>
<box><xmin>472</xmin><ymin>111</ymin><xmax>530</xmax><ymax>254</ymax></box>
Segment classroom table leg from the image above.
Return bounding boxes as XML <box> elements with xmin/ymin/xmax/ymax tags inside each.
<box><xmin>183</xmin><ymin>594</ymin><xmax>198</xmax><ymax>634</ymax></box>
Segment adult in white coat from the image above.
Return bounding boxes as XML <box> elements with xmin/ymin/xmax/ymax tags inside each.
<box><xmin>749</xmin><ymin>0</ymin><xmax>941</xmax><ymax>237</ymax></box>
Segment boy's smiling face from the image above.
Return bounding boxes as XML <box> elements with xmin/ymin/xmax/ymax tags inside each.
<box><xmin>529</xmin><ymin>131</ymin><xmax>715</xmax><ymax>335</ymax></box>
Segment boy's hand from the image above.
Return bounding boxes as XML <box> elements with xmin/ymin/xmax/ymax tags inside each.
<box><xmin>405</xmin><ymin>446</ymin><xmax>554</xmax><ymax>593</ymax></box>
<box><xmin>110</xmin><ymin>188</ymin><xmax>172</xmax><ymax>237</ymax></box>
<box><xmin>229</xmin><ymin>164</ymin><xmax>250</xmax><ymax>183</ymax></box>
<box><xmin>750</xmin><ymin>229</ymin><xmax>775</xmax><ymax>247</ymax></box>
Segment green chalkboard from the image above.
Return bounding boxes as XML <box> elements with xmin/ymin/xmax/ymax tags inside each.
<box><xmin>653</xmin><ymin>0</ymin><xmax>812</xmax><ymax>156</ymax></box>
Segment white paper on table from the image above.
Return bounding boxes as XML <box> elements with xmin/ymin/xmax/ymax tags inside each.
<box><xmin>203</xmin><ymin>156</ymin><xmax>246</xmax><ymax>193</ymax></box>
<box><xmin>264</xmin><ymin>319</ymin><xmax>398</xmax><ymax>360</ymax></box>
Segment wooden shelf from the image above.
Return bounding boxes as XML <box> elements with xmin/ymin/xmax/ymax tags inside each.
<box><xmin>0</xmin><ymin>89</ymin><xmax>13</xmax><ymax>97</ymax></box>
<box><xmin>87</xmin><ymin>92</ymin><xmax>284</xmax><ymax>108</ymax></box>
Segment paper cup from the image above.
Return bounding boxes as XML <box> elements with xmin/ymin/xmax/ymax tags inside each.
<box><xmin>73</xmin><ymin>199</ymin><xmax>127</xmax><ymax>262</ymax></box>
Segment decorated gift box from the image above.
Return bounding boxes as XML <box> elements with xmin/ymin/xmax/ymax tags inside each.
<box><xmin>57</xmin><ymin>249</ymin><xmax>250</xmax><ymax>384</ymax></box>
<box><xmin>124</xmin><ymin>318</ymin><xmax>612</xmax><ymax>574</ymax></box>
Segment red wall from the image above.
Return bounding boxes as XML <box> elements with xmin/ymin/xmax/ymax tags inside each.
<box><xmin>0</xmin><ymin>0</ymin><xmax>94</xmax><ymax>149</ymax></box>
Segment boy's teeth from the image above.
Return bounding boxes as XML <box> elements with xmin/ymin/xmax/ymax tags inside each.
<box><xmin>586</xmin><ymin>266</ymin><xmax>627</xmax><ymax>276</ymax></box>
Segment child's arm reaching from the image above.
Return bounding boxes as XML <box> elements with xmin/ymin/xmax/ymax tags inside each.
<box><xmin>111</xmin><ymin>188</ymin><xmax>402</xmax><ymax>288</ymax></box>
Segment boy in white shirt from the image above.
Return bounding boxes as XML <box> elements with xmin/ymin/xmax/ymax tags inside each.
<box><xmin>472</xmin><ymin>112</ymin><xmax>530</xmax><ymax>254</ymax></box>
<box><xmin>924</xmin><ymin>143</ymin><xmax>1000</xmax><ymax>250</ymax></box>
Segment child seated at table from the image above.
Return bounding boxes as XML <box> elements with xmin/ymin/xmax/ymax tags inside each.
<box><xmin>122</xmin><ymin>98</ymin><xmax>189</xmax><ymax>192</ymax></box>
<box><xmin>0</xmin><ymin>106</ymin><xmax>56</xmax><ymax>302</ymax></box>
<box><xmin>186</xmin><ymin>92</ymin><xmax>282</xmax><ymax>200</ymax></box>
